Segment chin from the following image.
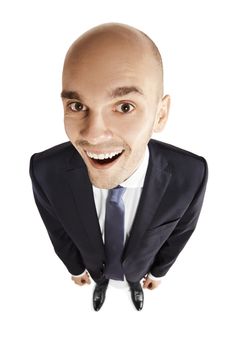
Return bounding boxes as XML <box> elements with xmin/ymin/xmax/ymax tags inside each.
<box><xmin>90</xmin><ymin>179</ymin><xmax>117</xmax><ymax>189</ymax></box>
<box><xmin>88</xmin><ymin>172</ymin><xmax>123</xmax><ymax>189</ymax></box>
<box><xmin>92</xmin><ymin>177</ymin><xmax>118</xmax><ymax>189</ymax></box>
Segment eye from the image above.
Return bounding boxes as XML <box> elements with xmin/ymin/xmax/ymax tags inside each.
<box><xmin>68</xmin><ymin>102</ymin><xmax>88</xmax><ymax>112</ymax></box>
<box><xmin>115</xmin><ymin>102</ymin><xmax>135</xmax><ymax>113</ymax></box>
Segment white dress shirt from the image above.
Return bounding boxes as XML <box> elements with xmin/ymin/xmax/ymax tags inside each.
<box><xmin>73</xmin><ymin>146</ymin><xmax>162</xmax><ymax>288</ymax></box>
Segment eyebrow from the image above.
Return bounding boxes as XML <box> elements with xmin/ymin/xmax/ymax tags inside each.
<box><xmin>61</xmin><ymin>90</ymin><xmax>83</xmax><ymax>100</ymax></box>
<box><xmin>60</xmin><ymin>86</ymin><xmax>144</xmax><ymax>101</ymax></box>
<box><xmin>108</xmin><ymin>86</ymin><xmax>144</xmax><ymax>98</ymax></box>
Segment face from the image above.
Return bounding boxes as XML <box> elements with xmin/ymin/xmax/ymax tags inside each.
<box><xmin>62</xmin><ymin>37</ymin><xmax>169</xmax><ymax>189</ymax></box>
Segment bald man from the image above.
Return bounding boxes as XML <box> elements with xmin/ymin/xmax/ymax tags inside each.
<box><xmin>29</xmin><ymin>22</ymin><xmax>208</xmax><ymax>311</ymax></box>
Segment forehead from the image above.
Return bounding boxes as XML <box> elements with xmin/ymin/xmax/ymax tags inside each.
<box><xmin>64</xmin><ymin>65</ymin><xmax>143</xmax><ymax>90</ymax></box>
<box><xmin>62</xmin><ymin>54</ymin><xmax>158</xmax><ymax>100</ymax></box>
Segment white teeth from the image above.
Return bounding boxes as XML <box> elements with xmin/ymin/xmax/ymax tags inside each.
<box><xmin>86</xmin><ymin>150</ymin><xmax>123</xmax><ymax>160</ymax></box>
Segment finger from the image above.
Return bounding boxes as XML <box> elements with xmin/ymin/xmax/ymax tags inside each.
<box><xmin>83</xmin><ymin>276</ymin><xmax>92</xmax><ymax>285</ymax></box>
<box><xmin>144</xmin><ymin>280</ymin><xmax>154</xmax><ymax>289</ymax></box>
<box><xmin>143</xmin><ymin>280</ymin><xmax>149</xmax><ymax>288</ymax></box>
<box><xmin>74</xmin><ymin>281</ymin><xmax>82</xmax><ymax>286</ymax></box>
<box><xmin>148</xmin><ymin>282</ymin><xmax>153</xmax><ymax>289</ymax></box>
<box><xmin>72</xmin><ymin>276</ymin><xmax>82</xmax><ymax>283</ymax></box>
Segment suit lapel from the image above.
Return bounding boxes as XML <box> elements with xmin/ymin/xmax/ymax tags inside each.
<box><xmin>64</xmin><ymin>147</ymin><xmax>105</xmax><ymax>257</ymax></box>
<box><xmin>122</xmin><ymin>141</ymin><xmax>172</xmax><ymax>261</ymax></box>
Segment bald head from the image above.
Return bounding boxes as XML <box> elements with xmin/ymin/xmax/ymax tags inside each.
<box><xmin>62</xmin><ymin>22</ymin><xmax>163</xmax><ymax>97</ymax></box>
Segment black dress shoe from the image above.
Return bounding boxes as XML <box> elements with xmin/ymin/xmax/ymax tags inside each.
<box><xmin>93</xmin><ymin>279</ymin><xmax>109</xmax><ymax>311</ymax></box>
<box><xmin>128</xmin><ymin>281</ymin><xmax>144</xmax><ymax>311</ymax></box>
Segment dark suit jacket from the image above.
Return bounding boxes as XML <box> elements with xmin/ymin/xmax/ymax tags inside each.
<box><xmin>29</xmin><ymin>138</ymin><xmax>208</xmax><ymax>283</ymax></box>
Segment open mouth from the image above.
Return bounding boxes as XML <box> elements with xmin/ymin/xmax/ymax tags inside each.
<box><xmin>85</xmin><ymin>150</ymin><xmax>125</xmax><ymax>168</ymax></box>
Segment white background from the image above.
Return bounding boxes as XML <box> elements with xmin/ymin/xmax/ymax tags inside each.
<box><xmin>1</xmin><ymin>0</ymin><xmax>232</xmax><ymax>349</ymax></box>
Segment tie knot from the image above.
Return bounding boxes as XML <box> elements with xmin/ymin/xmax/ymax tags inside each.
<box><xmin>108</xmin><ymin>185</ymin><xmax>126</xmax><ymax>203</ymax></box>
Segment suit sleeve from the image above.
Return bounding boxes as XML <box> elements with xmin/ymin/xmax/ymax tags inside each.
<box><xmin>29</xmin><ymin>154</ymin><xmax>86</xmax><ymax>276</ymax></box>
<box><xmin>149</xmin><ymin>156</ymin><xmax>208</xmax><ymax>277</ymax></box>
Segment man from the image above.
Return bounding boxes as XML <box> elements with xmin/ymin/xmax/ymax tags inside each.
<box><xmin>29</xmin><ymin>22</ymin><xmax>208</xmax><ymax>311</ymax></box>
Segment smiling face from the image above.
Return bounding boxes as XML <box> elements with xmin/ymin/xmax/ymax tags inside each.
<box><xmin>61</xmin><ymin>23</ymin><xmax>170</xmax><ymax>189</ymax></box>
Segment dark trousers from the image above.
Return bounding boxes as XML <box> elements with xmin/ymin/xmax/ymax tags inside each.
<box><xmin>95</xmin><ymin>274</ymin><xmax>139</xmax><ymax>287</ymax></box>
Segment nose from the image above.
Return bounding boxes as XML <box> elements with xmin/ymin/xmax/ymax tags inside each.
<box><xmin>80</xmin><ymin>112</ymin><xmax>113</xmax><ymax>145</ymax></box>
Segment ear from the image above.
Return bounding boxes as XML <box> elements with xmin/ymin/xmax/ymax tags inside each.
<box><xmin>153</xmin><ymin>95</ymin><xmax>171</xmax><ymax>133</ymax></box>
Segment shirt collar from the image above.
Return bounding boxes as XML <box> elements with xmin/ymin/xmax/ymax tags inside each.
<box><xmin>119</xmin><ymin>145</ymin><xmax>149</xmax><ymax>188</ymax></box>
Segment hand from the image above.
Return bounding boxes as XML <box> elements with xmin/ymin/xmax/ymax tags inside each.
<box><xmin>71</xmin><ymin>271</ymin><xmax>91</xmax><ymax>286</ymax></box>
<box><xmin>142</xmin><ymin>275</ymin><xmax>161</xmax><ymax>290</ymax></box>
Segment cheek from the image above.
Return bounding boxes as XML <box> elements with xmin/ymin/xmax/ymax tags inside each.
<box><xmin>64</xmin><ymin>118</ymin><xmax>79</xmax><ymax>138</ymax></box>
<box><xmin>117</xmin><ymin>115</ymin><xmax>154</xmax><ymax>147</ymax></box>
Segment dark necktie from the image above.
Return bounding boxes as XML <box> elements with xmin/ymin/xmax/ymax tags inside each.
<box><xmin>104</xmin><ymin>185</ymin><xmax>126</xmax><ymax>281</ymax></box>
